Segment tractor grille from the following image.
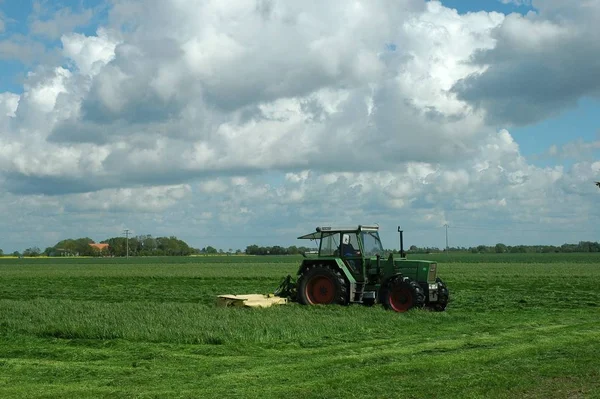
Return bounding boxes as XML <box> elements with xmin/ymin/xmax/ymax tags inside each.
<box><xmin>428</xmin><ymin>263</ymin><xmax>437</xmax><ymax>282</ymax></box>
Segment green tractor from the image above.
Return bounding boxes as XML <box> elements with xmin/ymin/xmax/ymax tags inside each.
<box><xmin>277</xmin><ymin>225</ymin><xmax>449</xmax><ymax>312</ymax></box>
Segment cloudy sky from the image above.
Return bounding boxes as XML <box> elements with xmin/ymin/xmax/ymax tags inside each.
<box><xmin>1</xmin><ymin>0</ymin><xmax>599</xmax><ymax>253</ymax></box>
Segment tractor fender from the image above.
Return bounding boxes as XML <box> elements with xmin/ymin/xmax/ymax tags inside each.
<box><xmin>381</xmin><ymin>273</ymin><xmax>405</xmax><ymax>287</ymax></box>
<box><xmin>298</xmin><ymin>259</ymin><xmax>357</xmax><ymax>285</ymax></box>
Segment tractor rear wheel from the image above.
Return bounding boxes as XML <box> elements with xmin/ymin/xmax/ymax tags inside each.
<box><xmin>297</xmin><ymin>264</ymin><xmax>348</xmax><ymax>306</ymax></box>
<box><xmin>381</xmin><ymin>276</ymin><xmax>425</xmax><ymax>312</ymax></box>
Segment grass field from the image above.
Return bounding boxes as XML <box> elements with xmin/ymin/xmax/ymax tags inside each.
<box><xmin>1</xmin><ymin>254</ymin><xmax>600</xmax><ymax>398</ymax></box>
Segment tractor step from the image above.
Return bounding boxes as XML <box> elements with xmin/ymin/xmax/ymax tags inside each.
<box><xmin>353</xmin><ymin>282</ymin><xmax>366</xmax><ymax>303</ymax></box>
<box><xmin>216</xmin><ymin>294</ymin><xmax>289</xmax><ymax>308</ymax></box>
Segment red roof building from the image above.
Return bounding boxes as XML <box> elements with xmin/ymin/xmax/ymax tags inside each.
<box><xmin>89</xmin><ymin>243</ymin><xmax>109</xmax><ymax>251</ymax></box>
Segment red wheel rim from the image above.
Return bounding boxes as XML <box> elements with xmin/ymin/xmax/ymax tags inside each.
<box><xmin>305</xmin><ymin>275</ymin><xmax>335</xmax><ymax>304</ymax></box>
<box><xmin>389</xmin><ymin>287</ymin><xmax>413</xmax><ymax>312</ymax></box>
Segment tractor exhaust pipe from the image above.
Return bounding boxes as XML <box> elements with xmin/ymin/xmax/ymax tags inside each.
<box><xmin>398</xmin><ymin>226</ymin><xmax>405</xmax><ymax>258</ymax></box>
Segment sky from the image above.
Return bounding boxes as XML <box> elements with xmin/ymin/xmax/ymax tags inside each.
<box><xmin>1</xmin><ymin>0</ymin><xmax>599</xmax><ymax>253</ymax></box>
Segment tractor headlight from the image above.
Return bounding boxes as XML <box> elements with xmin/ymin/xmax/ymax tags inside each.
<box><xmin>428</xmin><ymin>263</ymin><xmax>437</xmax><ymax>281</ymax></box>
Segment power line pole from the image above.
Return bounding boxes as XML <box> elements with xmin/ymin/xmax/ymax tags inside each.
<box><xmin>123</xmin><ymin>229</ymin><xmax>130</xmax><ymax>259</ymax></box>
<box><xmin>444</xmin><ymin>224</ymin><xmax>449</xmax><ymax>254</ymax></box>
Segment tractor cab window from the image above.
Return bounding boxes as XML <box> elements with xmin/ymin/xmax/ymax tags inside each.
<box><xmin>340</xmin><ymin>233</ymin><xmax>360</xmax><ymax>257</ymax></box>
<box><xmin>361</xmin><ymin>231</ymin><xmax>384</xmax><ymax>256</ymax></box>
<box><xmin>319</xmin><ymin>232</ymin><xmax>340</xmax><ymax>256</ymax></box>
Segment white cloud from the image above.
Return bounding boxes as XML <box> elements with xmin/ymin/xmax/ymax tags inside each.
<box><xmin>0</xmin><ymin>34</ymin><xmax>50</xmax><ymax>64</ymax></box>
<box><xmin>23</xmin><ymin>66</ymin><xmax>71</xmax><ymax>113</ymax></box>
<box><xmin>546</xmin><ymin>138</ymin><xmax>600</xmax><ymax>160</ymax></box>
<box><xmin>453</xmin><ymin>1</ymin><xmax>600</xmax><ymax>125</ymax></box>
<box><xmin>3</xmin><ymin>0</ymin><xmax>509</xmax><ymax>194</ymax></box>
<box><xmin>0</xmin><ymin>92</ymin><xmax>19</xmax><ymax>117</ymax></box>
<box><xmin>62</xmin><ymin>29</ymin><xmax>119</xmax><ymax>76</ymax></box>
<box><xmin>1</xmin><ymin>0</ymin><xmax>600</xmax><ymax>252</ymax></box>
<box><xmin>65</xmin><ymin>184</ymin><xmax>192</xmax><ymax>213</ymax></box>
<box><xmin>29</xmin><ymin>5</ymin><xmax>93</xmax><ymax>40</ymax></box>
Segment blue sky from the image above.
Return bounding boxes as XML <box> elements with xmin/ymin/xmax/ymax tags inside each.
<box><xmin>441</xmin><ymin>0</ymin><xmax>535</xmax><ymax>15</ymax></box>
<box><xmin>0</xmin><ymin>0</ymin><xmax>107</xmax><ymax>92</ymax></box>
<box><xmin>0</xmin><ymin>0</ymin><xmax>599</xmax><ymax>253</ymax></box>
<box><xmin>513</xmin><ymin>98</ymin><xmax>600</xmax><ymax>167</ymax></box>
<box><xmin>0</xmin><ymin>0</ymin><xmax>107</xmax><ymax>33</ymax></box>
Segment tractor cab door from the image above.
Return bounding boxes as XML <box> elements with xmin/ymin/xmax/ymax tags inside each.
<box><xmin>341</xmin><ymin>233</ymin><xmax>363</xmax><ymax>277</ymax></box>
<box><xmin>319</xmin><ymin>232</ymin><xmax>340</xmax><ymax>257</ymax></box>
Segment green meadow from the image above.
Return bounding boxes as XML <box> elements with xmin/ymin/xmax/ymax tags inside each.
<box><xmin>1</xmin><ymin>254</ymin><xmax>599</xmax><ymax>398</ymax></box>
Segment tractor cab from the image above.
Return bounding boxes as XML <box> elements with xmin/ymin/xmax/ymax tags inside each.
<box><xmin>298</xmin><ymin>225</ymin><xmax>383</xmax><ymax>276</ymax></box>
<box><xmin>298</xmin><ymin>225</ymin><xmax>383</xmax><ymax>256</ymax></box>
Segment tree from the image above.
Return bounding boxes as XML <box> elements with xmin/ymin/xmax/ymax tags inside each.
<box><xmin>0</xmin><ymin>248</ymin><xmax>3</xmax><ymax>257</ymax></box>
<box><xmin>287</xmin><ymin>245</ymin><xmax>299</xmax><ymax>255</ymax></box>
<box><xmin>245</xmin><ymin>245</ymin><xmax>259</xmax><ymax>255</ymax></box>
<box><xmin>155</xmin><ymin>236</ymin><xmax>191</xmax><ymax>256</ymax></box>
<box><xmin>510</xmin><ymin>245</ymin><xmax>527</xmax><ymax>253</ymax></box>
<box><xmin>23</xmin><ymin>247</ymin><xmax>41</xmax><ymax>257</ymax></box>
<box><xmin>495</xmin><ymin>243</ymin><xmax>507</xmax><ymax>253</ymax></box>
<box><xmin>102</xmin><ymin>237</ymin><xmax>128</xmax><ymax>257</ymax></box>
<box><xmin>139</xmin><ymin>235</ymin><xmax>157</xmax><ymax>255</ymax></box>
<box><xmin>476</xmin><ymin>245</ymin><xmax>488</xmax><ymax>253</ymax></box>
<box><xmin>53</xmin><ymin>237</ymin><xmax>95</xmax><ymax>256</ymax></box>
<box><xmin>12</xmin><ymin>251</ymin><xmax>20</xmax><ymax>257</ymax></box>
<box><xmin>204</xmin><ymin>246</ymin><xmax>218</xmax><ymax>254</ymax></box>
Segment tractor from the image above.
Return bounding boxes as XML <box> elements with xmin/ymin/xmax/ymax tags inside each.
<box><xmin>275</xmin><ymin>225</ymin><xmax>449</xmax><ymax>312</ymax></box>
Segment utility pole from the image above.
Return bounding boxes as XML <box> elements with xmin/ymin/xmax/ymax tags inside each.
<box><xmin>444</xmin><ymin>224</ymin><xmax>449</xmax><ymax>254</ymax></box>
<box><xmin>123</xmin><ymin>229</ymin><xmax>130</xmax><ymax>259</ymax></box>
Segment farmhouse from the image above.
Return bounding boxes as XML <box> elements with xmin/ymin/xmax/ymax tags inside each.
<box><xmin>89</xmin><ymin>243</ymin><xmax>109</xmax><ymax>251</ymax></box>
<box><xmin>89</xmin><ymin>243</ymin><xmax>109</xmax><ymax>255</ymax></box>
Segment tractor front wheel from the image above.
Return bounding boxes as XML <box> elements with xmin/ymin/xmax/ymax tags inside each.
<box><xmin>297</xmin><ymin>264</ymin><xmax>348</xmax><ymax>306</ymax></box>
<box><xmin>381</xmin><ymin>276</ymin><xmax>425</xmax><ymax>312</ymax></box>
<box><xmin>427</xmin><ymin>277</ymin><xmax>449</xmax><ymax>312</ymax></box>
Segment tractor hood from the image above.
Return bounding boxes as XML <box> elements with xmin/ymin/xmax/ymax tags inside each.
<box><xmin>388</xmin><ymin>255</ymin><xmax>438</xmax><ymax>283</ymax></box>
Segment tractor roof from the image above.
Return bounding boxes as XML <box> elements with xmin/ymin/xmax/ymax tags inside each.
<box><xmin>297</xmin><ymin>225</ymin><xmax>379</xmax><ymax>240</ymax></box>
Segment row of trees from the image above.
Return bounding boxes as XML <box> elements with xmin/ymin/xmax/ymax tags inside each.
<box><xmin>244</xmin><ymin>245</ymin><xmax>316</xmax><ymax>255</ymax></box>
<box><xmin>407</xmin><ymin>241</ymin><xmax>600</xmax><ymax>254</ymax></box>
<box><xmin>0</xmin><ymin>247</ymin><xmax>49</xmax><ymax>257</ymax></box>
<box><xmin>4</xmin><ymin>235</ymin><xmax>196</xmax><ymax>258</ymax></box>
<box><xmin>103</xmin><ymin>235</ymin><xmax>193</xmax><ymax>256</ymax></box>
<box><xmin>246</xmin><ymin>241</ymin><xmax>600</xmax><ymax>255</ymax></box>
<box><xmin>2</xmin><ymin>241</ymin><xmax>319</xmax><ymax>258</ymax></box>
<box><xmin>5</xmin><ymin>239</ymin><xmax>600</xmax><ymax>258</ymax></box>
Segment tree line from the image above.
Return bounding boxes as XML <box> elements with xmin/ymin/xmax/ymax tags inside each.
<box><xmin>244</xmin><ymin>245</ymin><xmax>316</xmax><ymax>255</ymax></box>
<box><xmin>4</xmin><ymin>239</ymin><xmax>600</xmax><ymax>258</ymax></box>
<box><xmin>408</xmin><ymin>241</ymin><xmax>600</xmax><ymax>254</ymax></box>
<box><xmin>5</xmin><ymin>235</ymin><xmax>197</xmax><ymax>257</ymax></box>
